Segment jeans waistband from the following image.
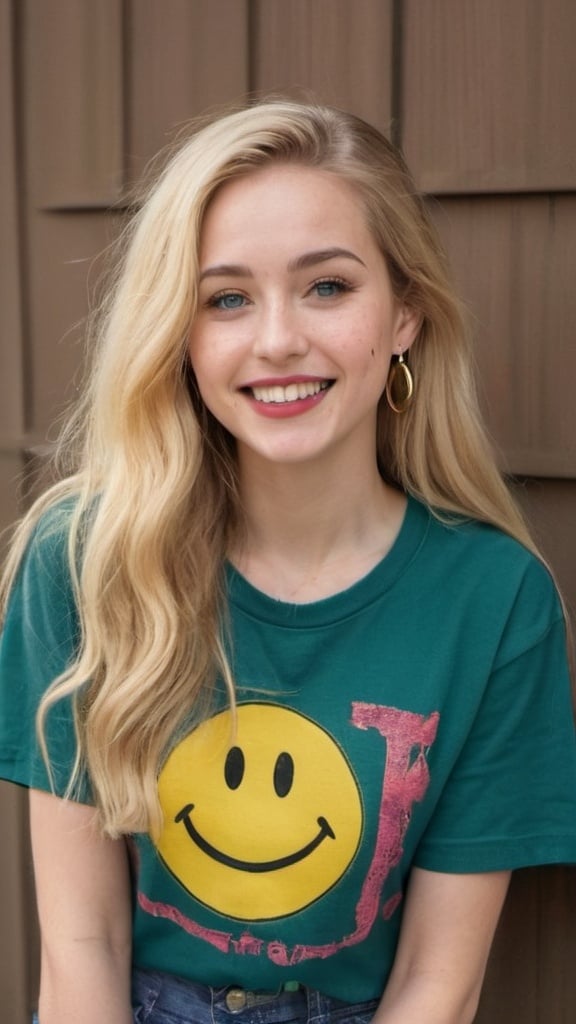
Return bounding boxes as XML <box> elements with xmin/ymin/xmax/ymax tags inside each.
<box><xmin>132</xmin><ymin>967</ymin><xmax>309</xmax><ymax>1021</ymax></box>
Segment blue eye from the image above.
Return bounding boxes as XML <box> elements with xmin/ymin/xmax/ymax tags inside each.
<box><xmin>211</xmin><ymin>292</ymin><xmax>246</xmax><ymax>310</ymax></box>
<box><xmin>313</xmin><ymin>279</ymin><xmax>348</xmax><ymax>298</ymax></box>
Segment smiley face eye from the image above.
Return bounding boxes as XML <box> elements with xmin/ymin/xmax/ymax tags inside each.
<box><xmin>274</xmin><ymin>751</ymin><xmax>294</xmax><ymax>797</ymax></box>
<box><xmin>224</xmin><ymin>746</ymin><xmax>245</xmax><ymax>790</ymax></box>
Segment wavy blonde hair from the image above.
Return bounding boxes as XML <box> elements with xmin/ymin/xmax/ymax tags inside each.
<box><xmin>1</xmin><ymin>100</ymin><xmax>539</xmax><ymax>836</ymax></box>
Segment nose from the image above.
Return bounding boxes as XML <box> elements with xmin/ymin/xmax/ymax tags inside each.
<box><xmin>251</xmin><ymin>300</ymin><xmax>310</xmax><ymax>363</ymax></box>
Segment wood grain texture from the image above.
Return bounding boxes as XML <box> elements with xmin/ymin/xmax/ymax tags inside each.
<box><xmin>127</xmin><ymin>0</ymin><xmax>249</xmax><ymax>180</ymax></box>
<box><xmin>477</xmin><ymin>868</ymin><xmax>576</xmax><ymax>1024</ymax></box>
<box><xmin>512</xmin><ymin>478</ymin><xmax>576</xmax><ymax>612</ymax></box>
<box><xmin>25</xmin><ymin>211</ymin><xmax>120</xmax><ymax>432</ymax></box>
<box><xmin>402</xmin><ymin>0</ymin><xmax>576</xmax><ymax>192</ymax></box>
<box><xmin>0</xmin><ymin>450</ymin><xmax>25</xmax><ymax>543</ymax></box>
<box><xmin>0</xmin><ymin>12</ymin><xmax>30</xmax><ymax>1024</ymax></box>
<box><xmin>253</xmin><ymin>0</ymin><xmax>394</xmax><ymax>131</ymax></box>
<box><xmin>0</xmin><ymin>780</ymin><xmax>33</xmax><ymax>1024</ymax></box>
<box><xmin>430</xmin><ymin>195</ymin><xmax>576</xmax><ymax>476</ymax></box>
<box><xmin>23</xmin><ymin>0</ymin><xmax>124</xmax><ymax>207</ymax></box>
<box><xmin>0</xmin><ymin>0</ymin><xmax>25</xmax><ymax>438</ymax></box>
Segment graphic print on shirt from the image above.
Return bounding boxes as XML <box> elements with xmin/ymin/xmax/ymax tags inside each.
<box><xmin>144</xmin><ymin>701</ymin><xmax>440</xmax><ymax>962</ymax></box>
<box><xmin>155</xmin><ymin>704</ymin><xmax>364</xmax><ymax>920</ymax></box>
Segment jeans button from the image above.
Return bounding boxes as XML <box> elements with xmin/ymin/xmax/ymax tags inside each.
<box><xmin>226</xmin><ymin>988</ymin><xmax>247</xmax><ymax>1012</ymax></box>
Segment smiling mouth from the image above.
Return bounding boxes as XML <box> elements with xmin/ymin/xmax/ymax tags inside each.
<box><xmin>245</xmin><ymin>380</ymin><xmax>333</xmax><ymax>404</ymax></box>
<box><xmin>175</xmin><ymin>803</ymin><xmax>335</xmax><ymax>873</ymax></box>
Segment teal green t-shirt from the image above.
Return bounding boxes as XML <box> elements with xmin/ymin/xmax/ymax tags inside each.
<box><xmin>1</xmin><ymin>495</ymin><xmax>576</xmax><ymax>1002</ymax></box>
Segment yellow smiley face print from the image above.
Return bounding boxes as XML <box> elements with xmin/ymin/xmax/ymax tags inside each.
<box><xmin>155</xmin><ymin>703</ymin><xmax>363</xmax><ymax>921</ymax></box>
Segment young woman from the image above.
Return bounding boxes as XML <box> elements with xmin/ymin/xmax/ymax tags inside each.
<box><xmin>1</xmin><ymin>100</ymin><xmax>575</xmax><ymax>1024</ymax></box>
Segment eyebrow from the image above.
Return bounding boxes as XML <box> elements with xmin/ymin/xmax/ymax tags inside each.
<box><xmin>289</xmin><ymin>248</ymin><xmax>366</xmax><ymax>272</ymax></box>
<box><xmin>198</xmin><ymin>247</ymin><xmax>366</xmax><ymax>283</ymax></box>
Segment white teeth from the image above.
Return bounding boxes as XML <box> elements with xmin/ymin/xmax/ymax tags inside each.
<box><xmin>250</xmin><ymin>381</ymin><xmax>329</xmax><ymax>404</ymax></box>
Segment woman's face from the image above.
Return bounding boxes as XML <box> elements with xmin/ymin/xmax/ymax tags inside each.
<box><xmin>189</xmin><ymin>164</ymin><xmax>419</xmax><ymax>471</ymax></box>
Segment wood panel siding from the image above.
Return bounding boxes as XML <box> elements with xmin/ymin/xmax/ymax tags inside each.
<box><xmin>252</xmin><ymin>0</ymin><xmax>394</xmax><ymax>131</ymax></box>
<box><xmin>0</xmin><ymin>53</ymin><xmax>28</xmax><ymax>1000</ymax></box>
<box><xmin>478</xmin><ymin>867</ymin><xmax>576</xmax><ymax>1024</ymax></box>
<box><xmin>402</xmin><ymin>0</ymin><xmax>576</xmax><ymax>193</ymax></box>
<box><xmin>23</xmin><ymin>0</ymin><xmax>124</xmax><ymax>209</ymax></box>
<box><xmin>430</xmin><ymin>196</ymin><xmax>576</xmax><ymax>477</ymax></box>
<box><xmin>0</xmin><ymin>782</ymin><xmax>36</xmax><ymax>1024</ymax></box>
<box><xmin>512</xmin><ymin>478</ymin><xmax>576</xmax><ymax>611</ymax></box>
<box><xmin>0</xmin><ymin>0</ymin><xmax>26</xmax><ymax>444</ymax></box>
<box><xmin>24</xmin><ymin>211</ymin><xmax>118</xmax><ymax>433</ymax></box>
<box><xmin>127</xmin><ymin>0</ymin><xmax>249</xmax><ymax>180</ymax></box>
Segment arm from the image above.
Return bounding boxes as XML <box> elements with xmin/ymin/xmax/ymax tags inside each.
<box><xmin>374</xmin><ymin>867</ymin><xmax>510</xmax><ymax>1024</ymax></box>
<box><xmin>30</xmin><ymin>789</ymin><xmax>133</xmax><ymax>1024</ymax></box>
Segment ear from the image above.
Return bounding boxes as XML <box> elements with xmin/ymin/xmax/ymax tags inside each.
<box><xmin>393</xmin><ymin>303</ymin><xmax>422</xmax><ymax>355</ymax></box>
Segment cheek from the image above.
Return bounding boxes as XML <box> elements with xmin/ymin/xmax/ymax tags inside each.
<box><xmin>354</xmin><ymin>333</ymin><xmax>391</xmax><ymax>383</ymax></box>
<box><xmin>189</xmin><ymin>354</ymin><xmax>241</xmax><ymax>424</ymax></box>
<box><xmin>187</xmin><ymin>348</ymin><xmax>219</xmax><ymax>413</ymax></box>
<box><xmin>188</xmin><ymin>335</ymin><xmax>221</xmax><ymax>391</ymax></box>
<box><xmin>355</xmin><ymin>310</ymin><xmax>393</xmax><ymax>366</ymax></box>
<box><xmin>188</xmin><ymin>348</ymin><xmax>207</xmax><ymax>386</ymax></box>
<box><xmin>187</xmin><ymin>334</ymin><xmax>202</xmax><ymax>376</ymax></box>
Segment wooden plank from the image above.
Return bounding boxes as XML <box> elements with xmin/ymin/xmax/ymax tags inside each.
<box><xmin>128</xmin><ymin>0</ymin><xmax>249</xmax><ymax>180</ymax></box>
<box><xmin>511</xmin><ymin>478</ymin><xmax>576</xmax><ymax>617</ymax></box>
<box><xmin>0</xmin><ymin>0</ymin><xmax>25</xmax><ymax>436</ymax></box>
<box><xmin>478</xmin><ymin>867</ymin><xmax>576</xmax><ymax>1024</ymax></box>
<box><xmin>402</xmin><ymin>0</ymin><xmax>576</xmax><ymax>192</ymax></box>
<box><xmin>23</xmin><ymin>0</ymin><xmax>124</xmax><ymax>207</ymax></box>
<box><xmin>25</xmin><ymin>211</ymin><xmax>120</xmax><ymax>433</ymax></box>
<box><xmin>429</xmin><ymin>196</ymin><xmax>576</xmax><ymax>476</ymax></box>
<box><xmin>0</xmin><ymin>450</ymin><xmax>24</xmax><ymax>543</ymax></box>
<box><xmin>253</xmin><ymin>0</ymin><xmax>394</xmax><ymax>132</ymax></box>
<box><xmin>0</xmin><ymin>17</ymin><xmax>34</xmax><ymax>1020</ymax></box>
<box><xmin>0</xmin><ymin>449</ymin><xmax>32</xmax><ymax>1024</ymax></box>
<box><xmin>0</xmin><ymin>783</ymin><xmax>34</xmax><ymax>1024</ymax></box>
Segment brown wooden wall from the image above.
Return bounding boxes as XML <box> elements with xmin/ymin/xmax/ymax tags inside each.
<box><xmin>1</xmin><ymin>2</ymin><xmax>575</xmax><ymax>1021</ymax></box>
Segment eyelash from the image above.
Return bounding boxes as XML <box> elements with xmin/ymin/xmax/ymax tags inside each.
<box><xmin>204</xmin><ymin>276</ymin><xmax>354</xmax><ymax>311</ymax></box>
<box><xmin>205</xmin><ymin>290</ymin><xmax>249</xmax><ymax>311</ymax></box>
<box><xmin>309</xmin><ymin>276</ymin><xmax>354</xmax><ymax>298</ymax></box>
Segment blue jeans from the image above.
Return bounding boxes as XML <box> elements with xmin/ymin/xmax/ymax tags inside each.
<box><xmin>131</xmin><ymin>967</ymin><xmax>379</xmax><ymax>1024</ymax></box>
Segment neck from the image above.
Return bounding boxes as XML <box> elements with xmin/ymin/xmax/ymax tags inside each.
<box><xmin>231</xmin><ymin>448</ymin><xmax>407</xmax><ymax>601</ymax></box>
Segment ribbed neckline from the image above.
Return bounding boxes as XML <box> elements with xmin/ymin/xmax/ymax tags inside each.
<box><xmin>226</xmin><ymin>495</ymin><xmax>431</xmax><ymax>629</ymax></box>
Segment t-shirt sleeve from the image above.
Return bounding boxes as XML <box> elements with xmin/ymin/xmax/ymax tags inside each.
<box><xmin>0</xmin><ymin>508</ymin><xmax>92</xmax><ymax>801</ymax></box>
<box><xmin>414</xmin><ymin>559</ymin><xmax>576</xmax><ymax>872</ymax></box>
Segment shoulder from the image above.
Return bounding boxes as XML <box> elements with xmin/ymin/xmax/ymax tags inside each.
<box><xmin>421</xmin><ymin>501</ymin><xmax>555</xmax><ymax>591</ymax></box>
<box><xmin>0</xmin><ymin>497</ymin><xmax>88</xmax><ymax>795</ymax></box>
<box><xmin>27</xmin><ymin>494</ymin><xmax>78</xmax><ymax>554</ymax></box>
<box><xmin>3</xmin><ymin>495</ymin><xmax>84</xmax><ymax>629</ymax></box>
<box><xmin>413</xmin><ymin>500</ymin><xmax>563</xmax><ymax>659</ymax></box>
<box><xmin>0</xmin><ymin>495</ymin><xmax>85</xmax><ymax>704</ymax></box>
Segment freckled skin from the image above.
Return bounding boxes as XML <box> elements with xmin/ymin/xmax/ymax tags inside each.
<box><xmin>155</xmin><ymin>704</ymin><xmax>363</xmax><ymax>921</ymax></box>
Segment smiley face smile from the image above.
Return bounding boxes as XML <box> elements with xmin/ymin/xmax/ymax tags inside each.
<box><xmin>175</xmin><ymin>802</ymin><xmax>335</xmax><ymax>872</ymax></box>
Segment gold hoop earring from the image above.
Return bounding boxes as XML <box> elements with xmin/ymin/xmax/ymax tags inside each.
<box><xmin>385</xmin><ymin>351</ymin><xmax>414</xmax><ymax>414</ymax></box>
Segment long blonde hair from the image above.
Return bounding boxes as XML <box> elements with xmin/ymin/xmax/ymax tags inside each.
<box><xmin>1</xmin><ymin>100</ymin><xmax>538</xmax><ymax>836</ymax></box>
